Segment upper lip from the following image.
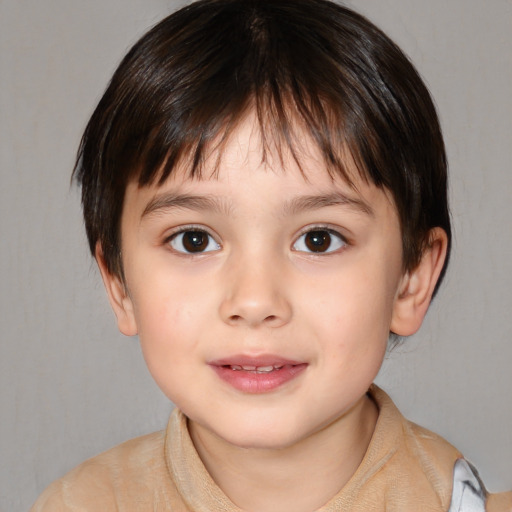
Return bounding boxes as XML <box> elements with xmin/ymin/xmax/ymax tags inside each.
<box><xmin>209</xmin><ymin>354</ymin><xmax>305</xmax><ymax>367</ymax></box>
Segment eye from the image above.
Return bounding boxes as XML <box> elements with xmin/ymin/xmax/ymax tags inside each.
<box><xmin>168</xmin><ymin>229</ymin><xmax>220</xmax><ymax>254</ymax></box>
<box><xmin>293</xmin><ymin>228</ymin><xmax>346</xmax><ymax>254</ymax></box>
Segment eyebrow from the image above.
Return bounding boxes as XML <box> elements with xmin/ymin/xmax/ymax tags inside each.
<box><xmin>141</xmin><ymin>190</ymin><xmax>373</xmax><ymax>219</ymax></box>
<box><xmin>283</xmin><ymin>192</ymin><xmax>374</xmax><ymax>217</ymax></box>
<box><xmin>142</xmin><ymin>193</ymin><xmax>233</xmax><ymax>218</ymax></box>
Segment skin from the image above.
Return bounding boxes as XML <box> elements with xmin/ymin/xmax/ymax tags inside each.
<box><xmin>97</xmin><ymin>114</ymin><xmax>448</xmax><ymax>512</ymax></box>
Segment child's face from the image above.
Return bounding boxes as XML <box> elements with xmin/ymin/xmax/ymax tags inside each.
<box><xmin>106</xmin><ymin>115</ymin><xmax>409</xmax><ymax>450</ymax></box>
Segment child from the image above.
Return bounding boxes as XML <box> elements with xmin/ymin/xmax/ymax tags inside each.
<box><xmin>31</xmin><ymin>0</ymin><xmax>512</xmax><ymax>510</ymax></box>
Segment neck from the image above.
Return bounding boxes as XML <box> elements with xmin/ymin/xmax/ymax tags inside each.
<box><xmin>189</xmin><ymin>394</ymin><xmax>378</xmax><ymax>512</ymax></box>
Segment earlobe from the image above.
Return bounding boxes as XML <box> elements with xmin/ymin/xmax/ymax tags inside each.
<box><xmin>390</xmin><ymin>228</ymin><xmax>448</xmax><ymax>336</ymax></box>
<box><xmin>95</xmin><ymin>243</ymin><xmax>138</xmax><ymax>336</ymax></box>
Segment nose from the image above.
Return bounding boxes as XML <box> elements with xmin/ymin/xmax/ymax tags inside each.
<box><xmin>218</xmin><ymin>256</ymin><xmax>292</xmax><ymax>328</ymax></box>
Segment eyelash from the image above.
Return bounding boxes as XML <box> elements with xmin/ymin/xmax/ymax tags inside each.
<box><xmin>164</xmin><ymin>225</ymin><xmax>348</xmax><ymax>255</ymax></box>
<box><xmin>292</xmin><ymin>226</ymin><xmax>348</xmax><ymax>254</ymax></box>
<box><xmin>165</xmin><ymin>226</ymin><xmax>221</xmax><ymax>255</ymax></box>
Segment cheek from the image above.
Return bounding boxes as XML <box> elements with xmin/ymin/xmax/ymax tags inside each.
<box><xmin>128</xmin><ymin>274</ymin><xmax>205</xmax><ymax>373</ymax></box>
<box><xmin>130</xmin><ymin>258</ymin><xmax>207</xmax><ymax>330</ymax></box>
<box><xmin>305</xmin><ymin>266</ymin><xmax>396</xmax><ymax>361</ymax></box>
<box><xmin>136</xmin><ymin>297</ymin><xmax>198</xmax><ymax>349</ymax></box>
<box><xmin>135</xmin><ymin>297</ymin><xmax>199</xmax><ymax>402</ymax></box>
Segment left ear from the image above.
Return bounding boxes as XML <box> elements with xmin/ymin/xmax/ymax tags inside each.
<box><xmin>390</xmin><ymin>228</ymin><xmax>448</xmax><ymax>336</ymax></box>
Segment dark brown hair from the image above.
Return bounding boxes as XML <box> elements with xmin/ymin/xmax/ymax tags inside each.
<box><xmin>74</xmin><ymin>0</ymin><xmax>451</xmax><ymax>290</ymax></box>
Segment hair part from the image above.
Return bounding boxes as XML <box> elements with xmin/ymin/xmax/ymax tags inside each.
<box><xmin>74</xmin><ymin>0</ymin><xmax>451</xmax><ymax>293</ymax></box>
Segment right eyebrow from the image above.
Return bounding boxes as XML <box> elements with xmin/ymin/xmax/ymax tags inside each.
<box><xmin>141</xmin><ymin>193</ymin><xmax>232</xmax><ymax>218</ymax></box>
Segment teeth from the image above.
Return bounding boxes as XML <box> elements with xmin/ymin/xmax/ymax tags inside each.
<box><xmin>255</xmin><ymin>366</ymin><xmax>274</xmax><ymax>373</ymax></box>
<box><xmin>229</xmin><ymin>364</ymin><xmax>285</xmax><ymax>372</ymax></box>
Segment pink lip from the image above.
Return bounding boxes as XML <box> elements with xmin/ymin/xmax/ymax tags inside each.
<box><xmin>209</xmin><ymin>354</ymin><xmax>308</xmax><ymax>393</ymax></box>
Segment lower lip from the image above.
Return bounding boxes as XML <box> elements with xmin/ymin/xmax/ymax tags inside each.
<box><xmin>211</xmin><ymin>364</ymin><xmax>307</xmax><ymax>393</ymax></box>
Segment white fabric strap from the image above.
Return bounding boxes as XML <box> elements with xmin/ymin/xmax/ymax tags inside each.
<box><xmin>448</xmin><ymin>459</ymin><xmax>487</xmax><ymax>512</ymax></box>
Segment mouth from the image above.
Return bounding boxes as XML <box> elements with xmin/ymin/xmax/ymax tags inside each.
<box><xmin>227</xmin><ymin>363</ymin><xmax>290</xmax><ymax>373</ymax></box>
<box><xmin>209</xmin><ymin>356</ymin><xmax>307</xmax><ymax>393</ymax></box>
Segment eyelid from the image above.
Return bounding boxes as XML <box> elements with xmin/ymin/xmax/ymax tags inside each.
<box><xmin>295</xmin><ymin>224</ymin><xmax>349</xmax><ymax>241</ymax></box>
<box><xmin>164</xmin><ymin>224</ymin><xmax>219</xmax><ymax>240</ymax></box>
<box><xmin>164</xmin><ymin>224</ymin><xmax>221</xmax><ymax>253</ymax></box>
<box><xmin>292</xmin><ymin>224</ymin><xmax>349</xmax><ymax>254</ymax></box>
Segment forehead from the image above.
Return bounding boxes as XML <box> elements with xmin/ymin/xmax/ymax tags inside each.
<box><xmin>124</xmin><ymin>112</ymin><xmax>395</xmax><ymax>219</ymax></box>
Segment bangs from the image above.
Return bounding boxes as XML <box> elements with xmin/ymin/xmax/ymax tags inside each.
<box><xmin>145</xmin><ymin>88</ymin><xmax>358</xmax><ymax>188</ymax></box>
<box><xmin>78</xmin><ymin>0</ymin><xmax>379</xmax><ymax>191</ymax></box>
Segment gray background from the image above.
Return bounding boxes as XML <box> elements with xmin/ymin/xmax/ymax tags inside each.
<box><xmin>1</xmin><ymin>1</ymin><xmax>511</xmax><ymax>510</ymax></box>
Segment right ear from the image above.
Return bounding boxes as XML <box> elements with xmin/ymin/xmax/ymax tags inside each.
<box><xmin>95</xmin><ymin>242</ymin><xmax>138</xmax><ymax>336</ymax></box>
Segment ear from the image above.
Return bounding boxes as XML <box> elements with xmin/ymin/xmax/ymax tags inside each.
<box><xmin>390</xmin><ymin>228</ymin><xmax>448</xmax><ymax>336</ymax></box>
<box><xmin>95</xmin><ymin>242</ymin><xmax>138</xmax><ymax>336</ymax></box>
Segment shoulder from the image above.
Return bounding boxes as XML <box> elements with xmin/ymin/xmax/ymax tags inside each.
<box><xmin>370</xmin><ymin>386</ymin><xmax>462</xmax><ymax>496</ymax></box>
<box><xmin>30</xmin><ymin>430</ymin><xmax>168</xmax><ymax>512</ymax></box>
<box><xmin>391</xmin><ymin>417</ymin><xmax>463</xmax><ymax>508</ymax></box>
<box><xmin>369</xmin><ymin>386</ymin><xmax>512</xmax><ymax>512</ymax></box>
<box><xmin>403</xmin><ymin>419</ymin><xmax>462</xmax><ymax>478</ymax></box>
<box><xmin>403</xmin><ymin>416</ymin><xmax>512</xmax><ymax>512</ymax></box>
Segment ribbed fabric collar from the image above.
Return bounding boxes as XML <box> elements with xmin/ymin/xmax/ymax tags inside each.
<box><xmin>165</xmin><ymin>385</ymin><xmax>403</xmax><ymax>511</ymax></box>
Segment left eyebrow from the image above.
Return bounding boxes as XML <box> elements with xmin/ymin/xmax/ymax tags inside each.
<box><xmin>142</xmin><ymin>193</ymin><xmax>232</xmax><ymax>218</ymax></box>
<box><xmin>283</xmin><ymin>192</ymin><xmax>374</xmax><ymax>217</ymax></box>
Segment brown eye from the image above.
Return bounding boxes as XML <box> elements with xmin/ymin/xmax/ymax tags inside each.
<box><xmin>306</xmin><ymin>231</ymin><xmax>331</xmax><ymax>252</ymax></box>
<box><xmin>169</xmin><ymin>230</ymin><xmax>220</xmax><ymax>254</ymax></box>
<box><xmin>293</xmin><ymin>229</ymin><xmax>346</xmax><ymax>253</ymax></box>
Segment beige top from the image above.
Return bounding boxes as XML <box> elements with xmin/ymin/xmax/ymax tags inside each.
<box><xmin>31</xmin><ymin>386</ymin><xmax>512</xmax><ymax>511</ymax></box>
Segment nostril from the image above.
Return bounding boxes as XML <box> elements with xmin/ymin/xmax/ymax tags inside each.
<box><xmin>220</xmin><ymin>296</ymin><xmax>292</xmax><ymax>327</ymax></box>
<box><xmin>228</xmin><ymin>314</ymin><xmax>278</xmax><ymax>324</ymax></box>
